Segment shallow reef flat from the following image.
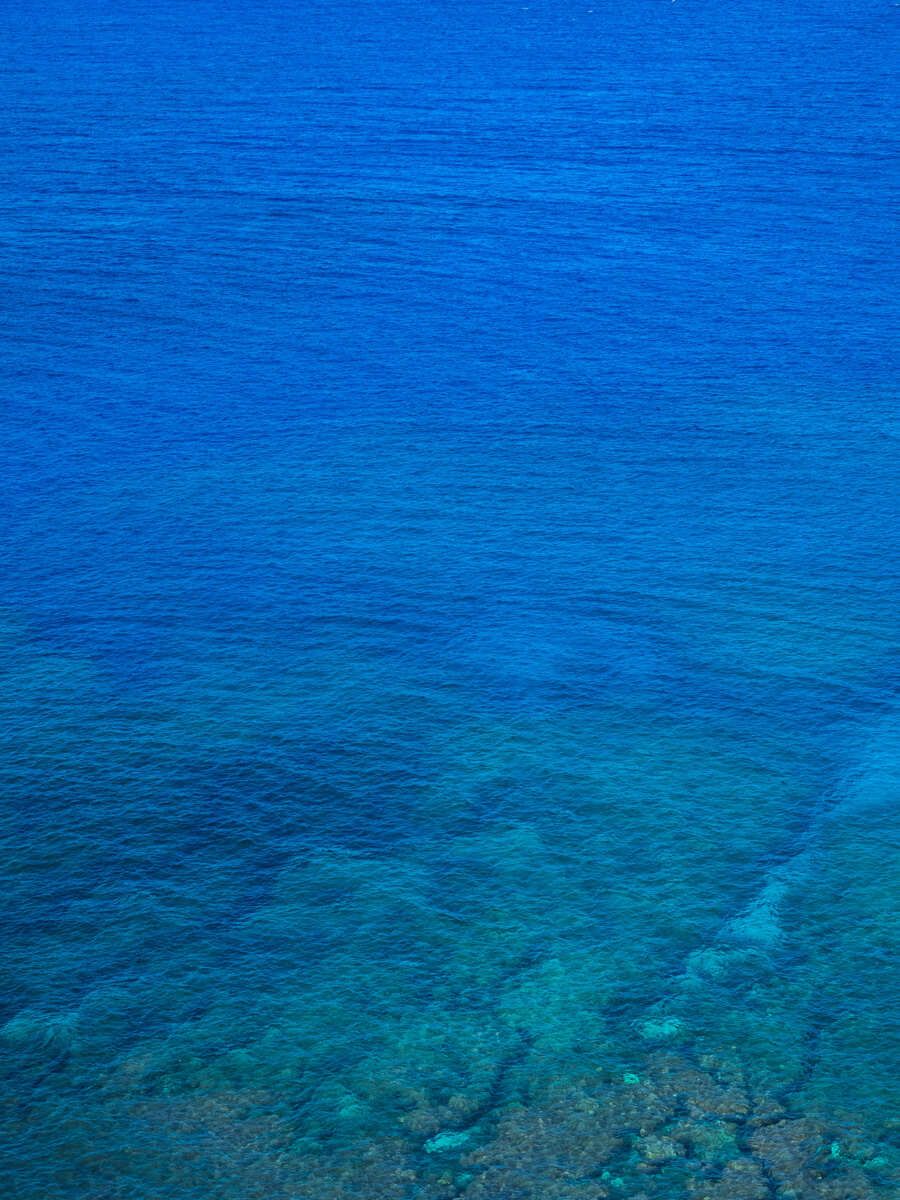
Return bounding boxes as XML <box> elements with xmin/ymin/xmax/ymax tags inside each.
<box><xmin>5</xmin><ymin>1044</ymin><xmax>900</xmax><ymax>1199</ymax></box>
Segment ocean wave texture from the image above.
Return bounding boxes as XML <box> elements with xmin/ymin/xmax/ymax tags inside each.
<box><xmin>2</xmin><ymin>1</ymin><xmax>900</xmax><ymax>1197</ymax></box>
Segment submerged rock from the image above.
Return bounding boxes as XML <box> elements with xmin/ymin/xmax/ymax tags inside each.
<box><xmin>672</xmin><ymin>1119</ymin><xmax>739</xmax><ymax>1163</ymax></box>
<box><xmin>640</xmin><ymin>1017</ymin><xmax>685</xmax><ymax>1041</ymax></box>
<box><xmin>425</xmin><ymin>1129</ymin><xmax>472</xmax><ymax>1154</ymax></box>
<box><xmin>0</xmin><ymin>1009</ymin><xmax>78</xmax><ymax>1050</ymax></box>
<box><xmin>748</xmin><ymin>1118</ymin><xmax>826</xmax><ymax>1196</ymax></box>
<box><xmin>690</xmin><ymin>1157</ymin><xmax>770</xmax><ymax>1200</ymax></box>
<box><xmin>636</xmin><ymin>1134</ymin><xmax>683</xmax><ymax>1162</ymax></box>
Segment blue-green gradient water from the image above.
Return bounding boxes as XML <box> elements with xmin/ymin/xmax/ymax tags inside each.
<box><xmin>3</xmin><ymin>2</ymin><xmax>900</xmax><ymax>1196</ymax></box>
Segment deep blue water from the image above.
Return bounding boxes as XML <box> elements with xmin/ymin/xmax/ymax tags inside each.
<box><xmin>2</xmin><ymin>2</ymin><xmax>900</xmax><ymax>1196</ymax></box>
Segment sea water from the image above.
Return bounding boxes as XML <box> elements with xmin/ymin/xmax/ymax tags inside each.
<box><xmin>2</xmin><ymin>1</ymin><xmax>900</xmax><ymax>1197</ymax></box>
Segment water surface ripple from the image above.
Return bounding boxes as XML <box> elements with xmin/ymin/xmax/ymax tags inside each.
<box><xmin>2</xmin><ymin>1</ymin><xmax>900</xmax><ymax>1197</ymax></box>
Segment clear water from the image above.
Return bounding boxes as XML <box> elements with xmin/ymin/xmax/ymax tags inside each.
<box><xmin>2</xmin><ymin>2</ymin><xmax>900</xmax><ymax>1197</ymax></box>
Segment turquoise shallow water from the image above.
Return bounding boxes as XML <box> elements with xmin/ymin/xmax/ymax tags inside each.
<box><xmin>3</xmin><ymin>1</ymin><xmax>900</xmax><ymax>1196</ymax></box>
